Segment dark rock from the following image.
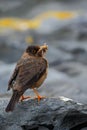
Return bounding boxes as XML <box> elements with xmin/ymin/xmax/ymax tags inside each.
<box><xmin>81</xmin><ymin>128</ymin><xmax>87</xmax><ymax>130</ymax></box>
<box><xmin>6</xmin><ymin>125</ymin><xmax>22</xmax><ymax>130</ymax></box>
<box><xmin>0</xmin><ymin>97</ymin><xmax>87</xmax><ymax>130</ymax></box>
<box><xmin>55</xmin><ymin>41</ymin><xmax>87</xmax><ymax>64</ymax></box>
<box><xmin>0</xmin><ymin>43</ymin><xmax>24</xmax><ymax>64</ymax></box>
<box><xmin>47</xmin><ymin>45</ymin><xmax>73</xmax><ymax>65</ymax></box>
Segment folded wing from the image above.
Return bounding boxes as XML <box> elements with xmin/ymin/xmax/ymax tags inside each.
<box><xmin>16</xmin><ymin>57</ymin><xmax>47</xmax><ymax>91</ymax></box>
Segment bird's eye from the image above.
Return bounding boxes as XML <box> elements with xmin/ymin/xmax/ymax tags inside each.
<box><xmin>33</xmin><ymin>50</ymin><xmax>36</xmax><ymax>53</ymax></box>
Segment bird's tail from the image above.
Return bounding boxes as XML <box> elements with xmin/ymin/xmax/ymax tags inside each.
<box><xmin>5</xmin><ymin>90</ymin><xmax>21</xmax><ymax>112</ymax></box>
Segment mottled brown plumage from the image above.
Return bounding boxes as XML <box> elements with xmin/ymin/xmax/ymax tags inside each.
<box><xmin>5</xmin><ymin>44</ymin><xmax>48</xmax><ymax>112</ymax></box>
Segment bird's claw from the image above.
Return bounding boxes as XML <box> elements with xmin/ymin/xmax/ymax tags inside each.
<box><xmin>19</xmin><ymin>95</ymin><xmax>31</xmax><ymax>102</ymax></box>
<box><xmin>35</xmin><ymin>95</ymin><xmax>46</xmax><ymax>102</ymax></box>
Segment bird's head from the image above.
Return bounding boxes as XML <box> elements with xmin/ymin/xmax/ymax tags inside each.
<box><xmin>26</xmin><ymin>43</ymin><xmax>48</xmax><ymax>57</ymax></box>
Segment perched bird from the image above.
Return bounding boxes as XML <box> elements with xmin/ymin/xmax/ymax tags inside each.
<box><xmin>5</xmin><ymin>44</ymin><xmax>48</xmax><ymax>112</ymax></box>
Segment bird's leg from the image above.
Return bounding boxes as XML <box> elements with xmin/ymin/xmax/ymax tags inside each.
<box><xmin>20</xmin><ymin>95</ymin><xmax>31</xmax><ymax>102</ymax></box>
<box><xmin>33</xmin><ymin>88</ymin><xmax>46</xmax><ymax>102</ymax></box>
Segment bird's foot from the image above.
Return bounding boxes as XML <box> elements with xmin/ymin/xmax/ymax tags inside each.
<box><xmin>32</xmin><ymin>88</ymin><xmax>46</xmax><ymax>102</ymax></box>
<box><xmin>35</xmin><ymin>95</ymin><xmax>46</xmax><ymax>102</ymax></box>
<box><xmin>20</xmin><ymin>95</ymin><xmax>31</xmax><ymax>102</ymax></box>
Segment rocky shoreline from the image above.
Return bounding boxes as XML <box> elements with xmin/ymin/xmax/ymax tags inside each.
<box><xmin>0</xmin><ymin>97</ymin><xmax>87</xmax><ymax>130</ymax></box>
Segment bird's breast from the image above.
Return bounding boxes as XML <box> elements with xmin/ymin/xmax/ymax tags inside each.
<box><xmin>34</xmin><ymin>68</ymin><xmax>48</xmax><ymax>88</ymax></box>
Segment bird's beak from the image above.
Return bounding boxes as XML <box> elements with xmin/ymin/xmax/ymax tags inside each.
<box><xmin>37</xmin><ymin>43</ymin><xmax>48</xmax><ymax>56</ymax></box>
<box><xmin>40</xmin><ymin>43</ymin><xmax>48</xmax><ymax>50</ymax></box>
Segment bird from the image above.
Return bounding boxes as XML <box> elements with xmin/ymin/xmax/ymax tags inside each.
<box><xmin>5</xmin><ymin>44</ymin><xmax>48</xmax><ymax>112</ymax></box>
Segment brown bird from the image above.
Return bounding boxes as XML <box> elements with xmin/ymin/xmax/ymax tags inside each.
<box><xmin>5</xmin><ymin>44</ymin><xmax>48</xmax><ymax>112</ymax></box>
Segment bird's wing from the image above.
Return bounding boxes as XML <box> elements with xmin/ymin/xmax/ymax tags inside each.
<box><xmin>8</xmin><ymin>59</ymin><xmax>24</xmax><ymax>90</ymax></box>
<box><xmin>17</xmin><ymin>57</ymin><xmax>47</xmax><ymax>91</ymax></box>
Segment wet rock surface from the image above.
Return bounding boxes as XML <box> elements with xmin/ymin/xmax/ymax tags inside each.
<box><xmin>0</xmin><ymin>97</ymin><xmax>87</xmax><ymax>130</ymax></box>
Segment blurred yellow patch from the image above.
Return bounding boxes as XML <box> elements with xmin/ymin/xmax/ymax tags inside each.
<box><xmin>0</xmin><ymin>18</ymin><xmax>39</xmax><ymax>30</ymax></box>
<box><xmin>54</xmin><ymin>12</ymin><xmax>75</xmax><ymax>19</ymax></box>
<box><xmin>0</xmin><ymin>11</ymin><xmax>76</xmax><ymax>31</ymax></box>
<box><xmin>25</xmin><ymin>36</ymin><xmax>34</xmax><ymax>44</ymax></box>
<box><xmin>35</xmin><ymin>11</ymin><xmax>76</xmax><ymax>20</ymax></box>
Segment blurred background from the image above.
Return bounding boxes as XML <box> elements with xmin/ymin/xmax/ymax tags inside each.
<box><xmin>0</xmin><ymin>0</ymin><xmax>87</xmax><ymax>104</ymax></box>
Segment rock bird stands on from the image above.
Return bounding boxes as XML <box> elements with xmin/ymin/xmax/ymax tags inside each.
<box><xmin>5</xmin><ymin>44</ymin><xmax>48</xmax><ymax>112</ymax></box>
